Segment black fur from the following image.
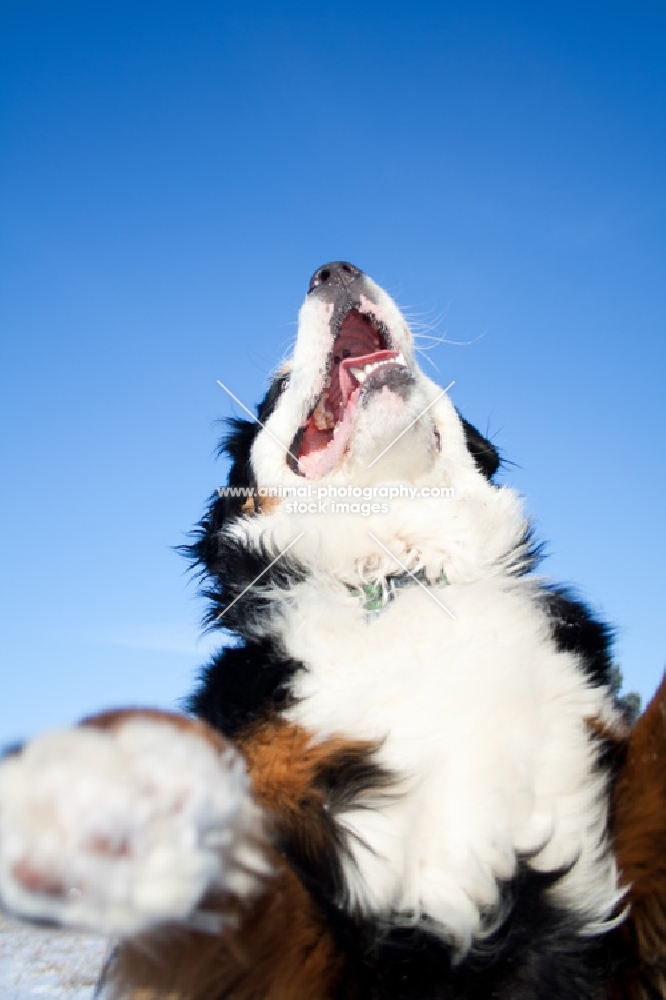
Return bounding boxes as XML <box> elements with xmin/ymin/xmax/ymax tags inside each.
<box><xmin>504</xmin><ymin>522</ymin><xmax>542</xmax><ymax>577</ymax></box>
<box><xmin>196</xmin><ymin>530</ymin><xmax>308</xmax><ymax>633</ymax></box>
<box><xmin>288</xmin><ymin>859</ymin><xmax>619</xmax><ymax>1000</ymax></box>
<box><xmin>185</xmin><ymin>639</ymin><xmax>302</xmax><ymax>738</ymax></box>
<box><xmin>540</xmin><ymin>585</ymin><xmax>615</xmax><ymax>689</ymax></box>
<box><xmin>539</xmin><ymin>585</ymin><xmax>625</xmax><ymax>799</ymax></box>
<box><xmin>350</xmin><ymin>865</ymin><xmax>618</xmax><ymax>1000</ymax></box>
<box><xmin>277</xmin><ymin>743</ymin><xmax>396</xmax><ymax>907</ymax></box>
<box><xmin>183</xmin><ymin>371</ymin><xmax>290</xmax><ymax>577</ymax></box>
<box><xmin>184</xmin><ymin>506</ymin><xmax>309</xmax><ymax>727</ymax></box>
<box><xmin>460</xmin><ymin>416</ymin><xmax>501</xmax><ymax>480</ymax></box>
<box><xmin>181</xmin><ymin>372</ymin><xmax>305</xmax><ymax>728</ymax></box>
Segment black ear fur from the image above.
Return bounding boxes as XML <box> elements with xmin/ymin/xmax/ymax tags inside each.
<box><xmin>256</xmin><ymin>371</ymin><xmax>290</xmax><ymax>424</ymax></box>
<box><xmin>182</xmin><ymin>371</ymin><xmax>290</xmax><ymax>579</ymax></box>
<box><xmin>460</xmin><ymin>416</ymin><xmax>501</xmax><ymax>479</ymax></box>
<box><xmin>219</xmin><ymin>369</ymin><xmax>291</xmax><ymax>501</ymax></box>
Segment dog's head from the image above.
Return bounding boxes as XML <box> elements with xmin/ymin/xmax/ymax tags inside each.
<box><xmin>191</xmin><ymin>264</ymin><xmax>532</xmax><ymax>624</ymax></box>
<box><xmin>251</xmin><ymin>262</ymin><xmax>500</xmax><ymax>487</ymax></box>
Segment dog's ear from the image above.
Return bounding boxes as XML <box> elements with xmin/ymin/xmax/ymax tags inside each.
<box><xmin>459</xmin><ymin>416</ymin><xmax>501</xmax><ymax>480</ymax></box>
<box><xmin>222</xmin><ymin>370</ymin><xmax>291</xmax><ymax>501</ymax></box>
<box><xmin>257</xmin><ymin>370</ymin><xmax>290</xmax><ymax>425</ymax></box>
<box><xmin>183</xmin><ymin>372</ymin><xmax>290</xmax><ymax>578</ymax></box>
<box><xmin>220</xmin><ymin>368</ymin><xmax>291</xmax><ymax>510</ymax></box>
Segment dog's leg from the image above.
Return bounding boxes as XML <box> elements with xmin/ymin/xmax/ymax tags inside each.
<box><xmin>0</xmin><ymin>710</ymin><xmax>269</xmax><ymax>937</ymax></box>
<box><xmin>0</xmin><ymin>710</ymin><xmax>347</xmax><ymax>999</ymax></box>
<box><xmin>100</xmin><ymin>862</ymin><xmax>345</xmax><ymax>1000</ymax></box>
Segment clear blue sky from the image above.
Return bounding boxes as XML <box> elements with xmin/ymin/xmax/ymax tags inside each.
<box><xmin>1</xmin><ymin>1</ymin><xmax>664</xmax><ymax>744</ymax></box>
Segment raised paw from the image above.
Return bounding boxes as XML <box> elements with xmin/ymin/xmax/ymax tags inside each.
<box><xmin>0</xmin><ymin>711</ymin><xmax>270</xmax><ymax>936</ymax></box>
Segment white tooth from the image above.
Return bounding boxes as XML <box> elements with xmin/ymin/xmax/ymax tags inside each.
<box><xmin>313</xmin><ymin>403</ymin><xmax>329</xmax><ymax>430</ymax></box>
<box><xmin>350</xmin><ymin>367</ymin><xmax>367</xmax><ymax>383</ymax></box>
<box><xmin>396</xmin><ymin>352</ymin><xmax>405</xmax><ymax>364</ymax></box>
<box><xmin>313</xmin><ymin>398</ymin><xmax>335</xmax><ymax>430</ymax></box>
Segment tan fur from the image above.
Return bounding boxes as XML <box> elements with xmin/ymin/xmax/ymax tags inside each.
<box><xmin>238</xmin><ymin>717</ymin><xmax>375</xmax><ymax>813</ymax></box>
<box><xmin>246</xmin><ymin>494</ymin><xmax>282</xmax><ymax>515</ymax></box>
<box><xmin>586</xmin><ymin>714</ymin><xmax>632</xmax><ymax>745</ymax></box>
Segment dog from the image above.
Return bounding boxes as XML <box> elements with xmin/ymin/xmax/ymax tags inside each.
<box><xmin>0</xmin><ymin>261</ymin><xmax>665</xmax><ymax>999</ymax></box>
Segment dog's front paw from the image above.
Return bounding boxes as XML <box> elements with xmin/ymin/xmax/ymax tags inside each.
<box><xmin>0</xmin><ymin>712</ymin><xmax>269</xmax><ymax>936</ymax></box>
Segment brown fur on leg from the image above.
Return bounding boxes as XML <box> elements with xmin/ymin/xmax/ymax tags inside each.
<box><xmin>100</xmin><ymin>863</ymin><xmax>347</xmax><ymax>1000</ymax></box>
<box><xmin>92</xmin><ymin>714</ymin><xmax>376</xmax><ymax>999</ymax></box>
<box><xmin>608</xmin><ymin>672</ymin><xmax>666</xmax><ymax>999</ymax></box>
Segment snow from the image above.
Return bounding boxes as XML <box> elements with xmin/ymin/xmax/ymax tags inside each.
<box><xmin>0</xmin><ymin>914</ymin><xmax>108</xmax><ymax>999</ymax></box>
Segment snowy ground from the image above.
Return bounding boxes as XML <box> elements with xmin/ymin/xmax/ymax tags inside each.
<box><xmin>0</xmin><ymin>914</ymin><xmax>109</xmax><ymax>999</ymax></box>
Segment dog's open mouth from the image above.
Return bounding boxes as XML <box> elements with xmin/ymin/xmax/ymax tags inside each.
<box><xmin>291</xmin><ymin>310</ymin><xmax>409</xmax><ymax>479</ymax></box>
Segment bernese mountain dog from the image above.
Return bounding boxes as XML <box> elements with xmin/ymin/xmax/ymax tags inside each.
<box><xmin>0</xmin><ymin>262</ymin><xmax>665</xmax><ymax>999</ymax></box>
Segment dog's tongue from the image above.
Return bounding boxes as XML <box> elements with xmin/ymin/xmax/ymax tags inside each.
<box><xmin>298</xmin><ymin>388</ymin><xmax>360</xmax><ymax>478</ymax></box>
<box><xmin>339</xmin><ymin>350</ymin><xmax>398</xmax><ymax>406</ymax></box>
<box><xmin>296</xmin><ymin>312</ymin><xmax>398</xmax><ymax>479</ymax></box>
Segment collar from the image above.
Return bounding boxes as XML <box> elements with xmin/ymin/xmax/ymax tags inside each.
<box><xmin>347</xmin><ymin>568</ymin><xmax>449</xmax><ymax>614</ymax></box>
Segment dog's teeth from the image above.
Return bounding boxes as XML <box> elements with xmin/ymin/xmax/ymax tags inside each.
<box><xmin>396</xmin><ymin>352</ymin><xmax>405</xmax><ymax>364</ymax></box>
<box><xmin>350</xmin><ymin>367</ymin><xmax>367</xmax><ymax>383</ymax></box>
<box><xmin>313</xmin><ymin>399</ymin><xmax>334</xmax><ymax>430</ymax></box>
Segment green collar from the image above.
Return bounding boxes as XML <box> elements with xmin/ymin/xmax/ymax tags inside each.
<box><xmin>347</xmin><ymin>569</ymin><xmax>449</xmax><ymax>613</ymax></box>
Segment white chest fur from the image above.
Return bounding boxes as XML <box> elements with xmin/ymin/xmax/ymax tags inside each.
<box><xmin>281</xmin><ymin>576</ymin><xmax>624</xmax><ymax>952</ymax></box>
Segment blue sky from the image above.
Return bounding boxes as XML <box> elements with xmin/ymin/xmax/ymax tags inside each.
<box><xmin>1</xmin><ymin>1</ymin><xmax>664</xmax><ymax>743</ymax></box>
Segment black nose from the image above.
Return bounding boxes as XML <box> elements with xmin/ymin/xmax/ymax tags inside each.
<box><xmin>308</xmin><ymin>261</ymin><xmax>363</xmax><ymax>294</ymax></box>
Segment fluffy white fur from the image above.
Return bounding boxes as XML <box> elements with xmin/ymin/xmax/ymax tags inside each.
<box><xmin>0</xmin><ymin>717</ymin><xmax>268</xmax><ymax>935</ymax></box>
<box><xmin>283</xmin><ymin>577</ymin><xmax>624</xmax><ymax>951</ymax></box>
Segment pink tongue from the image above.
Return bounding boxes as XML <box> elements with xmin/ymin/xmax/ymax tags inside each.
<box><xmin>298</xmin><ymin>387</ymin><xmax>362</xmax><ymax>478</ymax></box>
<box><xmin>339</xmin><ymin>350</ymin><xmax>399</xmax><ymax>404</ymax></box>
<box><xmin>298</xmin><ymin>350</ymin><xmax>402</xmax><ymax>478</ymax></box>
